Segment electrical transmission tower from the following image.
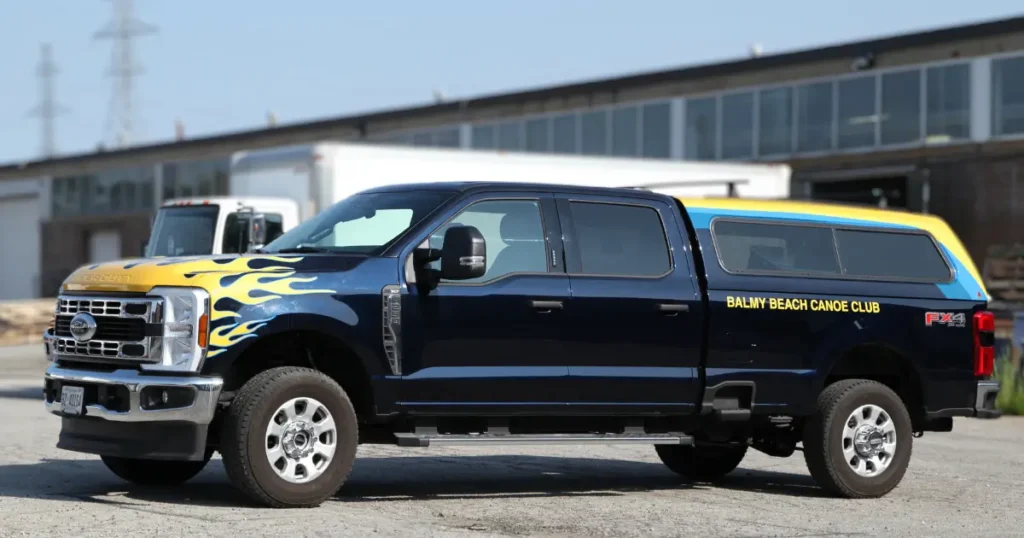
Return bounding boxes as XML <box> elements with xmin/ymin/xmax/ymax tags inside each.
<box><xmin>94</xmin><ymin>0</ymin><xmax>157</xmax><ymax>148</ymax></box>
<box><xmin>28</xmin><ymin>43</ymin><xmax>67</xmax><ymax>158</ymax></box>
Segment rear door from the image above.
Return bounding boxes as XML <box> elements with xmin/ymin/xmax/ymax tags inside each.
<box><xmin>555</xmin><ymin>193</ymin><xmax>705</xmax><ymax>413</ymax></box>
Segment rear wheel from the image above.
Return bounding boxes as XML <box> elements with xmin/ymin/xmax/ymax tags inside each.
<box><xmin>101</xmin><ymin>454</ymin><xmax>211</xmax><ymax>486</ymax></box>
<box><xmin>655</xmin><ymin>444</ymin><xmax>748</xmax><ymax>481</ymax></box>
<box><xmin>803</xmin><ymin>379</ymin><xmax>912</xmax><ymax>498</ymax></box>
<box><xmin>220</xmin><ymin>367</ymin><xmax>358</xmax><ymax>508</ymax></box>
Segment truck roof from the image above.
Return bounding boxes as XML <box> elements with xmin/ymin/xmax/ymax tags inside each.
<box><xmin>361</xmin><ymin>181</ymin><xmax>672</xmax><ymax>200</ymax></box>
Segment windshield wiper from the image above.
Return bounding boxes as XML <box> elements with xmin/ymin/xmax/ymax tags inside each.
<box><xmin>273</xmin><ymin>245</ymin><xmax>332</xmax><ymax>254</ymax></box>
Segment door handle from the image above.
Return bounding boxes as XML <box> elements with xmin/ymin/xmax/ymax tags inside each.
<box><xmin>658</xmin><ymin>303</ymin><xmax>689</xmax><ymax>315</ymax></box>
<box><xmin>531</xmin><ymin>300</ymin><xmax>564</xmax><ymax>312</ymax></box>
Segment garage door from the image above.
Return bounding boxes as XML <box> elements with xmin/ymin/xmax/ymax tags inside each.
<box><xmin>0</xmin><ymin>196</ymin><xmax>41</xmax><ymax>300</ymax></box>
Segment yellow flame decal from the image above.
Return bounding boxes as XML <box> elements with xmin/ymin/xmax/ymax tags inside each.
<box><xmin>62</xmin><ymin>255</ymin><xmax>339</xmax><ymax>355</ymax></box>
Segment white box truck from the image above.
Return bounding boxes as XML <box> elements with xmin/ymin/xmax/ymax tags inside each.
<box><xmin>145</xmin><ymin>142</ymin><xmax>791</xmax><ymax>257</ymax></box>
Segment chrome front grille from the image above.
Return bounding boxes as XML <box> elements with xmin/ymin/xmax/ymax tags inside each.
<box><xmin>51</xmin><ymin>295</ymin><xmax>163</xmax><ymax>364</ymax></box>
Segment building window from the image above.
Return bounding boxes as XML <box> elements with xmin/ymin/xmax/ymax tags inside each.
<box><xmin>569</xmin><ymin>202</ymin><xmax>671</xmax><ymax>277</ymax></box>
<box><xmin>552</xmin><ymin>114</ymin><xmax>578</xmax><ymax>154</ymax></box>
<box><xmin>838</xmin><ymin>75</ymin><xmax>877</xmax><ymax>150</ymax></box>
<box><xmin>412</xmin><ymin>132</ymin><xmax>433</xmax><ymax>146</ymax></box>
<box><xmin>497</xmin><ymin>122</ymin><xmax>522</xmax><ymax>151</ymax></box>
<box><xmin>611</xmin><ymin>106</ymin><xmax>639</xmax><ymax>157</ymax></box>
<box><xmin>472</xmin><ymin>125</ymin><xmax>496</xmax><ymax>149</ymax></box>
<box><xmin>721</xmin><ymin>92</ymin><xmax>754</xmax><ymax>159</ymax></box>
<box><xmin>52</xmin><ymin>166</ymin><xmax>156</xmax><ymax>218</ymax></box>
<box><xmin>758</xmin><ymin>87</ymin><xmax>793</xmax><ymax>156</ymax></box>
<box><xmin>993</xmin><ymin>56</ymin><xmax>1024</xmax><ymax>137</ymax></box>
<box><xmin>525</xmin><ymin>118</ymin><xmax>550</xmax><ymax>152</ymax></box>
<box><xmin>434</xmin><ymin>128</ymin><xmax>460</xmax><ymax>148</ymax></box>
<box><xmin>881</xmin><ymin>70</ymin><xmax>922</xmax><ymax>146</ymax></box>
<box><xmin>162</xmin><ymin>158</ymin><xmax>229</xmax><ymax>201</ymax></box>
<box><xmin>641</xmin><ymin>102</ymin><xmax>671</xmax><ymax>159</ymax></box>
<box><xmin>926</xmin><ymin>63</ymin><xmax>970</xmax><ymax>141</ymax></box>
<box><xmin>581</xmin><ymin>110</ymin><xmax>608</xmax><ymax>155</ymax></box>
<box><xmin>685</xmin><ymin>97</ymin><xmax>717</xmax><ymax>160</ymax></box>
<box><xmin>796</xmin><ymin>81</ymin><xmax>834</xmax><ymax>153</ymax></box>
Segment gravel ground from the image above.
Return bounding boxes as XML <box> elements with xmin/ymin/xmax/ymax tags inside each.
<box><xmin>1</xmin><ymin>348</ymin><xmax>1021</xmax><ymax>537</ymax></box>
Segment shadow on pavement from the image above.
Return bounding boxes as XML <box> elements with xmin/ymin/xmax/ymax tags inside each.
<box><xmin>0</xmin><ymin>454</ymin><xmax>825</xmax><ymax>508</ymax></box>
<box><xmin>0</xmin><ymin>386</ymin><xmax>42</xmax><ymax>400</ymax></box>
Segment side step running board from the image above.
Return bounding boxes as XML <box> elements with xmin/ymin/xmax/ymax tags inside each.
<box><xmin>394</xmin><ymin>432</ymin><xmax>693</xmax><ymax>448</ymax></box>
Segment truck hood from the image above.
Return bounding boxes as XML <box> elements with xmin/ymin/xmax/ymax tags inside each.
<box><xmin>62</xmin><ymin>254</ymin><xmax>345</xmax><ymax>296</ymax></box>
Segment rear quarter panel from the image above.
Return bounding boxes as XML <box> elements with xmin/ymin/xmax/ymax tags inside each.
<box><xmin>682</xmin><ymin>201</ymin><xmax>987</xmax><ymax>417</ymax></box>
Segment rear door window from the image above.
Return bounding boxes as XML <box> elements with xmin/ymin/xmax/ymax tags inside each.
<box><xmin>569</xmin><ymin>202</ymin><xmax>671</xmax><ymax>277</ymax></box>
<box><xmin>834</xmin><ymin>229</ymin><xmax>951</xmax><ymax>281</ymax></box>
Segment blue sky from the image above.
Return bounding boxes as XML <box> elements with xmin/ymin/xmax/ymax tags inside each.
<box><xmin>0</xmin><ymin>1</ymin><xmax>1021</xmax><ymax>163</ymax></box>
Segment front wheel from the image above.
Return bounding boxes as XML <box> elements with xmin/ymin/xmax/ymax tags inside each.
<box><xmin>101</xmin><ymin>454</ymin><xmax>211</xmax><ymax>486</ymax></box>
<box><xmin>655</xmin><ymin>444</ymin><xmax>748</xmax><ymax>481</ymax></box>
<box><xmin>803</xmin><ymin>379</ymin><xmax>912</xmax><ymax>498</ymax></box>
<box><xmin>220</xmin><ymin>367</ymin><xmax>358</xmax><ymax>508</ymax></box>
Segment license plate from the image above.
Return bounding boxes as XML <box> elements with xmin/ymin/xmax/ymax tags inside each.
<box><xmin>60</xmin><ymin>386</ymin><xmax>85</xmax><ymax>416</ymax></box>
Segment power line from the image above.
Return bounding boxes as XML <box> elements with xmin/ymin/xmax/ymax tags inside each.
<box><xmin>94</xmin><ymin>0</ymin><xmax>157</xmax><ymax>148</ymax></box>
<box><xmin>28</xmin><ymin>43</ymin><xmax>68</xmax><ymax>158</ymax></box>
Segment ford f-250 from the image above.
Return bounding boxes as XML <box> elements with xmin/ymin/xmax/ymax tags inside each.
<box><xmin>43</xmin><ymin>182</ymin><xmax>1001</xmax><ymax>508</ymax></box>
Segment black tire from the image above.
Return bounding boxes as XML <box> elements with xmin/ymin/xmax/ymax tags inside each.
<box><xmin>101</xmin><ymin>454</ymin><xmax>210</xmax><ymax>486</ymax></box>
<box><xmin>220</xmin><ymin>367</ymin><xmax>358</xmax><ymax>508</ymax></box>
<box><xmin>655</xmin><ymin>444</ymin><xmax>748</xmax><ymax>481</ymax></box>
<box><xmin>803</xmin><ymin>379</ymin><xmax>912</xmax><ymax>499</ymax></box>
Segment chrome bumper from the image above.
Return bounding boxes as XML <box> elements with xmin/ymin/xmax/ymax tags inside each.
<box><xmin>44</xmin><ymin>363</ymin><xmax>223</xmax><ymax>425</ymax></box>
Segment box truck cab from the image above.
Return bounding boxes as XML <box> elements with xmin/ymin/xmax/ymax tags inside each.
<box><xmin>145</xmin><ymin>197</ymin><xmax>300</xmax><ymax>257</ymax></box>
<box><xmin>146</xmin><ymin>142</ymin><xmax>793</xmax><ymax>256</ymax></box>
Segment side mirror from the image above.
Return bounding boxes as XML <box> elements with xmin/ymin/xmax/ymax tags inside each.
<box><xmin>247</xmin><ymin>213</ymin><xmax>267</xmax><ymax>251</ymax></box>
<box><xmin>440</xmin><ymin>226</ymin><xmax>486</xmax><ymax>280</ymax></box>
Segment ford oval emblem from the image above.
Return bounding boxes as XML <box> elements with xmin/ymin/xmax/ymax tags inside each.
<box><xmin>69</xmin><ymin>313</ymin><xmax>98</xmax><ymax>343</ymax></box>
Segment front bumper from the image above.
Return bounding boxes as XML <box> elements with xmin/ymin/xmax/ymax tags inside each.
<box><xmin>44</xmin><ymin>363</ymin><xmax>223</xmax><ymax>424</ymax></box>
<box><xmin>43</xmin><ymin>364</ymin><xmax>224</xmax><ymax>461</ymax></box>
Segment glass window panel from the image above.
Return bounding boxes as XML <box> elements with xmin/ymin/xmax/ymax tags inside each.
<box><xmin>993</xmin><ymin>56</ymin><xmax>1024</xmax><ymax>137</ymax></box>
<box><xmin>552</xmin><ymin>114</ymin><xmax>578</xmax><ymax>154</ymax></box>
<box><xmin>838</xmin><ymin>76</ymin><xmax>877</xmax><ymax>149</ymax></box>
<box><xmin>685</xmin><ymin>97</ymin><xmax>717</xmax><ymax>160</ymax></box>
<box><xmin>497</xmin><ymin>122</ymin><xmax>522</xmax><ymax>151</ymax></box>
<box><xmin>796</xmin><ymin>81</ymin><xmax>834</xmax><ymax>152</ymax></box>
<box><xmin>472</xmin><ymin>125</ymin><xmax>495</xmax><ymax>149</ymax></box>
<box><xmin>525</xmin><ymin>118</ymin><xmax>550</xmax><ymax>152</ymax></box>
<box><xmin>712</xmin><ymin>221</ymin><xmax>840</xmax><ymax>275</ymax></box>
<box><xmin>721</xmin><ymin>92</ymin><xmax>754</xmax><ymax>159</ymax></box>
<box><xmin>611</xmin><ymin>106</ymin><xmax>639</xmax><ymax>157</ymax></box>
<box><xmin>569</xmin><ymin>202</ymin><xmax>670</xmax><ymax>277</ymax></box>
<box><xmin>435</xmin><ymin>128</ymin><xmax>460</xmax><ymax>148</ymax></box>
<box><xmin>429</xmin><ymin>200</ymin><xmax>547</xmax><ymax>282</ymax></box>
<box><xmin>641</xmin><ymin>102</ymin><xmax>671</xmax><ymax>158</ymax></box>
<box><xmin>412</xmin><ymin>132</ymin><xmax>433</xmax><ymax>146</ymax></box>
<box><xmin>835</xmin><ymin>229</ymin><xmax>950</xmax><ymax>281</ymax></box>
<box><xmin>758</xmin><ymin>87</ymin><xmax>793</xmax><ymax>156</ymax></box>
<box><xmin>581</xmin><ymin>110</ymin><xmax>608</xmax><ymax>155</ymax></box>
<box><xmin>926</xmin><ymin>63</ymin><xmax>970</xmax><ymax>140</ymax></box>
<box><xmin>881</xmin><ymin>70</ymin><xmax>922</xmax><ymax>145</ymax></box>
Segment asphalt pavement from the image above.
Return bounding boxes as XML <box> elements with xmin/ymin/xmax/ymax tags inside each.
<box><xmin>1</xmin><ymin>346</ymin><xmax>1021</xmax><ymax>537</ymax></box>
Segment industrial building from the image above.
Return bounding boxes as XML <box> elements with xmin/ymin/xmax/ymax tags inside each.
<box><xmin>1</xmin><ymin>15</ymin><xmax>1023</xmax><ymax>301</ymax></box>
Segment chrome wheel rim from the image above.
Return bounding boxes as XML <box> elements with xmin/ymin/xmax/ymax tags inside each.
<box><xmin>842</xmin><ymin>404</ymin><xmax>897</xmax><ymax>478</ymax></box>
<box><xmin>265</xmin><ymin>397</ymin><xmax>337</xmax><ymax>484</ymax></box>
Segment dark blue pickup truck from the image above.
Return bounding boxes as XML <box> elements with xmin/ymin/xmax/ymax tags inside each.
<box><xmin>43</xmin><ymin>182</ymin><xmax>1001</xmax><ymax>507</ymax></box>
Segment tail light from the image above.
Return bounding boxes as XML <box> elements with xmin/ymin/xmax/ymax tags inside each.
<box><xmin>973</xmin><ymin>311</ymin><xmax>995</xmax><ymax>377</ymax></box>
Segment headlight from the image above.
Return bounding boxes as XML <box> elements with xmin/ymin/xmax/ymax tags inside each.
<box><xmin>143</xmin><ymin>287</ymin><xmax>210</xmax><ymax>373</ymax></box>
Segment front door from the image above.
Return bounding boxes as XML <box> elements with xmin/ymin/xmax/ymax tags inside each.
<box><xmin>555</xmin><ymin>194</ymin><xmax>705</xmax><ymax>413</ymax></box>
<box><xmin>399</xmin><ymin>193</ymin><xmax>571</xmax><ymax>414</ymax></box>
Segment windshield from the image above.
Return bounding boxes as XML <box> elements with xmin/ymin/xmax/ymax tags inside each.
<box><xmin>146</xmin><ymin>205</ymin><xmax>219</xmax><ymax>257</ymax></box>
<box><xmin>263</xmin><ymin>191</ymin><xmax>455</xmax><ymax>255</ymax></box>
